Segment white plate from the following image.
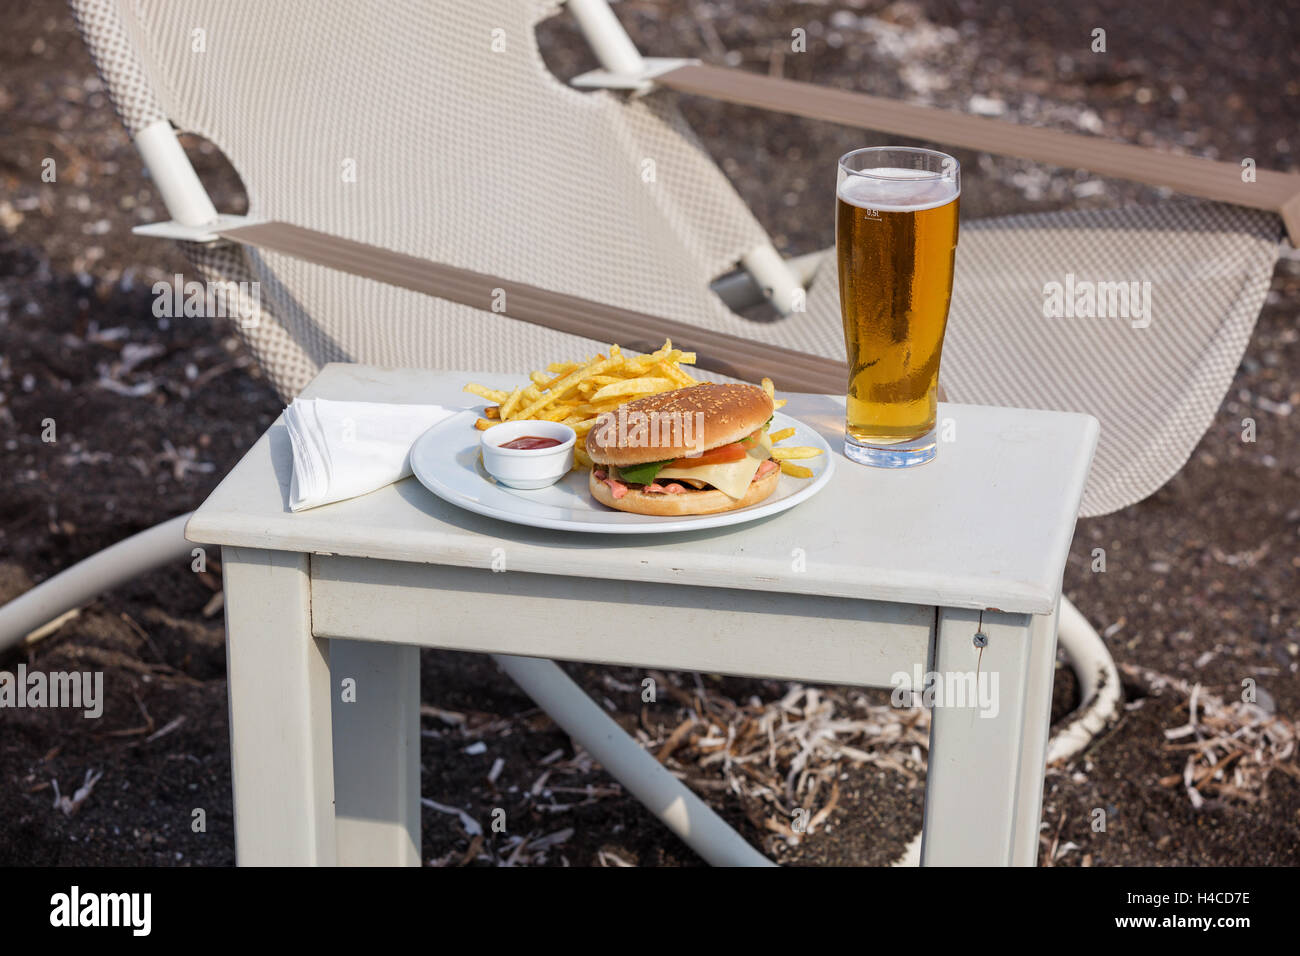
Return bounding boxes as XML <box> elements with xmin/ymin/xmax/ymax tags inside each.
<box><xmin>410</xmin><ymin>410</ymin><xmax>835</xmax><ymax>534</ymax></box>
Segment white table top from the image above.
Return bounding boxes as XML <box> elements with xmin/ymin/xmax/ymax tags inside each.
<box><xmin>187</xmin><ymin>364</ymin><xmax>1097</xmax><ymax>614</ymax></box>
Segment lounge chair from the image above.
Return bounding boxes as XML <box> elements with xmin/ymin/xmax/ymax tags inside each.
<box><xmin>2</xmin><ymin>0</ymin><xmax>1294</xmax><ymax>864</ymax></box>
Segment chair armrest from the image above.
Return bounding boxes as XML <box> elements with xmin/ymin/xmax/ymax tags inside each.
<box><xmin>656</xmin><ymin>64</ymin><xmax>1300</xmax><ymax>244</ymax></box>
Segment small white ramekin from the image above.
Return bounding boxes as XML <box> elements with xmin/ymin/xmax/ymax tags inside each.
<box><xmin>480</xmin><ymin>420</ymin><xmax>576</xmax><ymax>490</ymax></box>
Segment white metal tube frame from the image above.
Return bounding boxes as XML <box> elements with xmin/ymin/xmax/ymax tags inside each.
<box><xmin>0</xmin><ymin>508</ymin><xmax>1121</xmax><ymax>865</ymax></box>
<box><xmin>492</xmin><ymin>654</ymin><xmax>771</xmax><ymax>865</ymax></box>
<box><xmin>567</xmin><ymin>0</ymin><xmax>647</xmax><ymax>76</ymax></box>
<box><xmin>0</xmin><ymin>514</ymin><xmax>194</xmax><ymax>645</ymax></box>
<box><xmin>565</xmin><ymin>0</ymin><xmax>804</xmax><ymax>315</ymax></box>
<box><xmin>133</xmin><ymin>121</ymin><xmax>218</xmax><ymax>227</ymax></box>
<box><xmin>0</xmin><ymin>513</ymin><xmax>770</xmax><ymax>865</ymax></box>
<box><xmin>0</xmin><ymin>509</ymin><xmax>1118</xmax><ymax>866</ymax></box>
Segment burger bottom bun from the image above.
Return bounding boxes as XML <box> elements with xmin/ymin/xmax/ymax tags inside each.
<box><xmin>589</xmin><ymin>465</ymin><xmax>779</xmax><ymax>516</ymax></box>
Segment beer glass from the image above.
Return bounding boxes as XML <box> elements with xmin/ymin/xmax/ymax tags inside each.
<box><xmin>836</xmin><ymin>147</ymin><xmax>960</xmax><ymax>467</ymax></box>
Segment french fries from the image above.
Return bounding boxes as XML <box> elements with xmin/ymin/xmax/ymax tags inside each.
<box><xmin>462</xmin><ymin>339</ymin><xmax>824</xmax><ymax>480</ymax></box>
<box><xmin>463</xmin><ymin>341</ymin><xmax>699</xmax><ymax>453</ymax></box>
<box><xmin>499</xmin><ymin>384</ymin><xmax>527</xmax><ymax>419</ymax></box>
<box><xmin>657</xmin><ymin>361</ymin><xmax>695</xmax><ymax>387</ymax></box>
<box><xmin>590</xmin><ymin>376</ymin><xmax>675</xmax><ymax>402</ymax></box>
<box><xmin>463</xmin><ymin>382</ymin><xmax>508</xmax><ymax>403</ymax></box>
<box><xmin>771</xmin><ymin>446</ymin><xmax>822</xmax><ymax>461</ymax></box>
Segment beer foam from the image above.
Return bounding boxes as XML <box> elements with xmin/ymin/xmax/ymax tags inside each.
<box><xmin>837</xmin><ymin>167</ymin><xmax>959</xmax><ymax>212</ymax></box>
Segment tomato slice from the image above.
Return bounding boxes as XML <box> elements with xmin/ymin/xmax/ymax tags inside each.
<box><xmin>668</xmin><ymin>431</ymin><xmax>762</xmax><ymax>468</ymax></box>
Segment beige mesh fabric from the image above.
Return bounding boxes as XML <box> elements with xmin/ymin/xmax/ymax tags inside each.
<box><xmin>73</xmin><ymin>0</ymin><xmax>1283</xmax><ymax>516</ymax></box>
<box><xmin>806</xmin><ymin>199</ymin><xmax>1281</xmax><ymax>515</ymax></box>
<box><xmin>104</xmin><ymin>0</ymin><xmax>846</xmax><ymax>375</ymax></box>
<box><xmin>179</xmin><ymin>239</ymin><xmax>319</xmax><ymax>399</ymax></box>
<box><xmin>69</xmin><ymin>0</ymin><xmax>167</xmax><ymax>134</ymax></box>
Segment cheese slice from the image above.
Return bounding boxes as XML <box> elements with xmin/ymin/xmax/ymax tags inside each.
<box><xmin>655</xmin><ymin>434</ymin><xmax>772</xmax><ymax>500</ymax></box>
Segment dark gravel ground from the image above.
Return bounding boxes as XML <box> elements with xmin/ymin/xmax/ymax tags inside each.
<box><xmin>0</xmin><ymin>0</ymin><xmax>1296</xmax><ymax>866</ymax></box>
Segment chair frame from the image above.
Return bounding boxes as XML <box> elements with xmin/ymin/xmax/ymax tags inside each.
<box><xmin>0</xmin><ymin>0</ymin><xmax>1145</xmax><ymax>867</ymax></box>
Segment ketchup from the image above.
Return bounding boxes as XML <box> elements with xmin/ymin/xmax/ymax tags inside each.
<box><xmin>499</xmin><ymin>435</ymin><xmax>563</xmax><ymax>450</ymax></box>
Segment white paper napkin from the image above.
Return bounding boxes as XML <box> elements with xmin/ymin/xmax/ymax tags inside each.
<box><xmin>283</xmin><ymin>398</ymin><xmax>457</xmax><ymax>511</ymax></box>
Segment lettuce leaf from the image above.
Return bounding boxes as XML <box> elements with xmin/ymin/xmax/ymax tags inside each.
<box><xmin>615</xmin><ymin>459</ymin><xmax>670</xmax><ymax>485</ymax></box>
<box><xmin>612</xmin><ymin>423</ymin><xmax>771</xmax><ymax>485</ymax></box>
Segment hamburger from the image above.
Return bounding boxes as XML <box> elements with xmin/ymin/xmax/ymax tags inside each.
<box><xmin>587</xmin><ymin>383</ymin><xmax>780</xmax><ymax>516</ymax></box>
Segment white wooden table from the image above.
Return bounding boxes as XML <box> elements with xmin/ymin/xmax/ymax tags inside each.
<box><xmin>187</xmin><ymin>364</ymin><xmax>1097</xmax><ymax>867</ymax></box>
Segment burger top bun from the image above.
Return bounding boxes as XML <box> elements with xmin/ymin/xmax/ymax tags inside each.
<box><xmin>585</xmin><ymin>383</ymin><xmax>774</xmax><ymax>468</ymax></box>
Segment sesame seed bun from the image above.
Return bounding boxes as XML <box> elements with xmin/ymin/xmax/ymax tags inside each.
<box><xmin>585</xmin><ymin>383</ymin><xmax>774</xmax><ymax>467</ymax></box>
<box><xmin>589</xmin><ymin>462</ymin><xmax>779</xmax><ymax>516</ymax></box>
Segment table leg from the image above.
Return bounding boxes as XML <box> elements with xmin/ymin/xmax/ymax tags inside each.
<box><xmin>223</xmin><ymin>547</ymin><xmax>336</xmax><ymax>865</ymax></box>
<box><xmin>919</xmin><ymin>607</ymin><xmax>1036</xmax><ymax>866</ymax></box>
<box><xmin>331</xmin><ymin>641</ymin><xmax>421</xmax><ymax>865</ymax></box>
<box><xmin>1010</xmin><ymin>602</ymin><xmax>1061</xmax><ymax>865</ymax></box>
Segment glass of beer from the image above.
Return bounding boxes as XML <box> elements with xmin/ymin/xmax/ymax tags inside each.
<box><xmin>836</xmin><ymin>147</ymin><xmax>960</xmax><ymax>467</ymax></box>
